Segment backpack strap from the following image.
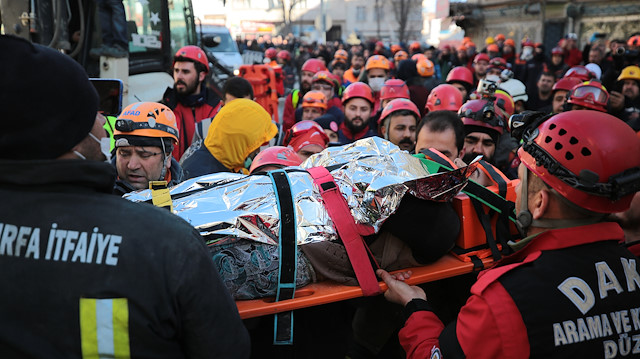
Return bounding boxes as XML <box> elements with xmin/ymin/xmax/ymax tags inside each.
<box><xmin>307</xmin><ymin>166</ymin><xmax>382</xmax><ymax>296</ymax></box>
<box><xmin>268</xmin><ymin>170</ymin><xmax>298</xmax><ymax>345</ymax></box>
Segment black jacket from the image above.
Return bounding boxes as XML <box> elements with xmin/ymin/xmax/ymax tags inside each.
<box><xmin>0</xmin><ymin>159</ymin><xmax>249</xmax><ymax>358</ymax></box>
<box><xmin>180</xmin><ymin>144</ymin><xmax>231</xmax><ymax>180</ymax></box>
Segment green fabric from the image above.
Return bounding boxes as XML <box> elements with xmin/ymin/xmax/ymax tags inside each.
<box><xmin>103</xmin><ymin>115</ymin><xmax>117</xmax><ymax>151</ymax></box>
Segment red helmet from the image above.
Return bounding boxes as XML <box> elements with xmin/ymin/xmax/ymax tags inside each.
<box><xmin>174</xmin><ymin>45</ymin><xmax>209</xmax><ymax>72</ymax></box>
<box><xmin>301</xmin><ymin>58</ymin><xmax>327</xmax><ymax>74</ymax></box>
<box><xmin>391</xmin><ymin>44</ymin><xmax>403</xmax><ymax>54</ymax></box>
<box><xmin>494</xmin><ymin>90</ymin><xmax>515</xmax><ymax>117</ymax></box>
<box><xmin>518</xmin><ymin>111</ymin><xmax>640</xmax><ymax>213</ymax></box>
<box><xmin>277</xmin><ymin>50</ymin><xmax>291</xmax><ymax>61</ymax></box>
<box><xmin>473</xmin><ymin>53</ymin><xmax>490</xmax><ymax>64</ymax></box>
<box><xmin>283</xmin><ymin>120</ymin><xmax>330</xmax><ymax>150</ymax></box>
<box><xmin>551</xmin><ymin>46</ymin><xmax>564</xmax><ymax>56</ymax></box>
<box><xmin>265</xmin><ymin>47</ymin><xmax>278</xmax><ymax>59</ymax></box>
<box><xmin>394</xmin><ymin>51</ymin><xmax>409</xmax><ymax>62</ymax></box>
<box><xmin>380</xmin><ymin>79</ymin><xmax>410</xmax><ymax>101</ymax></box>
<box><xmin>488</xmin><ymin>57</ymin><xmax>507</xmax><ymax>71</ymax></box>
<box><xmin>564</xmin><ymin>66</ymin><xmax>595</xmax><ymax>82</ymax></box>
<box><xmin>379</xmin><ymin>98</ymin><xmax>420</xmax><ymax>126</ymax></box>
<box><xmin>458</xmin><ymin>99</ymin><xmax>507</xmax><ymax>135</ymax></box>
<box><xmin>410</xmin><ymin>41</ymin><xmax>421</xmax><ymax>51</ymax></box>
<box><xmin>342</xmin><ymin>82</ymin><xmax>374</xmax><ymax>105</ymax></box>
<box><xmin>446</xmin><ymin>66</ymin><xmax>474</xmax><ymax>88</ymax></box>
<box><xmin>567</xmin><ymin>80</ymin><xmax>609</xmax><ymax>112</ymax></box>
<box><xmin>426</xmin><ymin>84</ymin><xmax>463</xmax><ymax>112</ymax></box>
<box><xmin>249</xmin><ymin>146</ymin><xmax>302</xmax><ymax>173</ymax></box>
<box><xmin>552</xmin><ymin>76</ymin><xmax>583</xmax><ymax>92</ymax></box>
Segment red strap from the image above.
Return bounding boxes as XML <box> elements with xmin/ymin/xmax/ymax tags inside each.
<box><xmin>307</xmin><ymin>166</ymin><xmax>382</xmax><ymax>296</ymax></box>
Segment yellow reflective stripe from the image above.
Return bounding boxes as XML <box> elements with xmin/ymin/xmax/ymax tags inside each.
<box><xmin>80</xmin><ymin>298</ymin><xmax>99</xmax><ymax>359</ymax></box>
<box><xmin>80</xmin><ymin>298</ymin><xmax>131</xmax><ymax>359</ymax></box>
<box><xmin>112</xmin><ymin>298</ymin><xmax>131</xmax><ymax>359</ymax></box>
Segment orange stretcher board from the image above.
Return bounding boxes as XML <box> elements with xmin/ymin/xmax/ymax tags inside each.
<box><xmin>236</xmin><ymin>254</ymin><xmax>494</xmax><ymax>319</ymax></box>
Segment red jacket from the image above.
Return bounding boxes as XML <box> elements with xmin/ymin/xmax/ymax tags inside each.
<box><xmin>400</xmin><ymin>222</ymin><xmax>639</xmax><ymax>358</ymax></box>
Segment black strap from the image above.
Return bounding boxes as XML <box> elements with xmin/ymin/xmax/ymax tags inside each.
<box><xmin>469</xmin><ymin>255</ymin><xmax>484</xmax><ymax>271</ymax></box>
<box><xmin>478</xmin><ymin>160</ymin><xmax>507</xmax><ymax>198</ymax></box>
<box><xmin>268</xmin><ymin>170</ymin><xmax>297</xmax><ymax>345</ymax></box>
<box><xmin>439</xmin><ymin>320</ymin><xmax>466</xmax><ymax>359</ymax></box>
<box><xmin>470</xmin><ymin>197</ymin><xmax>502</xmax><ymax>261</ymax></box>
<box><xmin>420</xmin><ymin>148</ymin><xmax>453</xmax><ymax>168</ymax></box>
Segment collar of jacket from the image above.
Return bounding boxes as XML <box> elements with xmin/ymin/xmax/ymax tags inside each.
<box><xmin>339</xmin><ymin>122</ymin><xmax>371</xmax><ymax>141</ymax></box>
<box><xmin>162</xmin><ymin>86</ymin><xmax>221</xmax><ymax>109</ymax></box>
<box><xmin>0</xmin><ymin>159</ymin><xmax>115</xmax><ymax>194</ymax></box>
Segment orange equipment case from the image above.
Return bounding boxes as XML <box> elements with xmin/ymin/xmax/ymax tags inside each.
<box><xmin>238</xmin><ymin>64</ymin><xmax>279</xmax><ymax>122</ymax></box>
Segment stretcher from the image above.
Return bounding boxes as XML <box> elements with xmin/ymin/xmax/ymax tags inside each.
<box><xmin>236</xmin><ymin>253</ymin><xmax>495</xmax><ymax>319</ymax></box>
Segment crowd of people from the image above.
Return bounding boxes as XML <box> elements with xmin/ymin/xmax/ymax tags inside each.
<box><xmin>3</xmin><ymin>27</ymin><xmax>640</xmax><ymax>358</ymax></box>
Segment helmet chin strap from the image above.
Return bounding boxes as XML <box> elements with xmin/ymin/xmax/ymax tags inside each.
<box><xmin>515</xmin><ymin>169</ymin><xmax>605</xmax><ymax>238</ymax></box>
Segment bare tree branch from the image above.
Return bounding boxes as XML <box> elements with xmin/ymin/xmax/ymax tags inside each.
<box><xmin>391</xmin><ymin>0</ymin><xmax>421</xmax><ymax>43</ymax></box>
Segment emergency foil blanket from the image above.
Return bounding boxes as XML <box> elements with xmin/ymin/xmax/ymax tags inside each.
<box><xmin>125</xmin><ymin>137</ymin><xmax>476</xmax><ymax>299</ymax></box>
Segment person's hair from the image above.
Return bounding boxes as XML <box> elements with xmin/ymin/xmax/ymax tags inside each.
<box><xmin>417</xmin><ymin>110</ymin><xmax>465</xmax><ymax>151</ymax></box>
<box><xmin>385</xmin><ymin>109</ymin><xmax>419</xmax><ymax>127</ymax></box>
<box><xmin>223</xmin><ymin>77</ymin><xmax>254</xmax><ymax>99</ymax></box>
<box><xmin>538</xmin><ymin>71</ymin><xmax>556</xmax><ymax>82</ymax></box>
<box><xmin>174</xmin><ymin>56</ymin><xmax>208</xmax><ymax>74</ymax></box>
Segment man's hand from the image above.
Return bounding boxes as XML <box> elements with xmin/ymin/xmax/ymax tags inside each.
<box><xmin>609</xmin><ymin>91</ymin><xmax>625</xmax><ymax>111</ymax></box>
<box><xmin>377</xmin><ymin>269</ymin><xmax>427</xmax><ymax>306</ymax></box>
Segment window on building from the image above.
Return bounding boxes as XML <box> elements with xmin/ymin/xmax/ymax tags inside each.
<box><xmin>374</xmin><ymin>5</ymin><xmax>384</xmax><ymax>21</ymax></box>
<box><xmin>356</xmin><ymin>6</ymin><xmax>366</xmax><ymax>22</ymax></box>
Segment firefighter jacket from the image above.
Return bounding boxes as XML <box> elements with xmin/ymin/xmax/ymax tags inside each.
<box><xmin>162</xmin><ymin>86</ymin><xmax>222</xmax><ymax>160</ymax></box>
<box><xmin>399</xmin><ymin>222</ymin><xmax>640</xmax><ymax>359</ymax></box>
<box><xmin>0</xmin><ymin>159</ymin><xmax>249</xmax><ymax>358</ymax></box>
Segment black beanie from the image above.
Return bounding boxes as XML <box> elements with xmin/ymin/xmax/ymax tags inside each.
<box><xmin>0</xmin><ymin>35</ymin><xmax>98</xmax><ymax>160</ymax></box>
<box><xmin>464</xmin><ymin>124</ymin><xmax>500</xmax><ymax>144</ymax></box>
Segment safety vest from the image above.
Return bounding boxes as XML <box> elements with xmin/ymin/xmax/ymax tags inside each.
<box><xmin>103</xmin><ymin>115</ymin><xmax>117</xmax><ymax>151</ymax></box>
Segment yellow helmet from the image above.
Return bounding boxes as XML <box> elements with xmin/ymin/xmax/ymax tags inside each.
<box><xmin>617</xmin><ymin>65</ymin><xmax>640</xmax><ymax>82</ymax></box>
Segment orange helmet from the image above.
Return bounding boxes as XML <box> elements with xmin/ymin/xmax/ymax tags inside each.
<box><xmin>365</xmin><ymin>55</ymin><xmax>391</xmax><ymax>71</ymax></box>
<box><xmin>627</xmin><ymin>35</ymin><xmax>640</xmax><ymax>47</ymax></box>
<box><xmin>380</xmin><ymin>79</ymin><xmax>410</xmax><ymax>101</ymax></box>
<box><xmin>174</xmin><ymin>45</ymin><xmax>209</xmax><ymax>72</ymax></box>
<box><xmin>301</xmin><ymin>90</ymin><xmax>328</xmax><ymax>110</ymax></box>
<box><xmin>312</xmin><ymin>70</ymin><xmax>337</xmax><ymax>88</ymax></box>
<box><xmin>342</xmin><ymin>82</ymin><xmax>374</xmax><ymax>105</ymax></box>
<box><xmin>495</xmin><ymin>34</ymin><xmax>506</xmax><ymax>41</ymax></box>
<box><xmin>394</xmin><ymin>51</ymin><xmax>409</xmax><ymax>62</ymax></box>
<box><xmin>493</xmin><ymin>90</ymin><xmax>515</xmax><ymax>117</ymax></box>
<box><xmin>249</xmin><ymin>146</ymin><xmax>302</xmax><ymax>173</ymax></box>
<box><xmin>391</xmin><ymin>44</ymin><xmax>403</xmax><ymax>54</ymax></box>
<box><xmin>334</xmin><ymin>49</ymin><xmax>349</xmax><ymax>62</ymax></box>
<box><xmin>416</xmin><ymin>58</ymin><xmax>435</xmax><ymax>77</ymax></box>
<box><xmin>504</xmin><ymin>39</ymin><xmax>515</xmax><ymax>47</ymax></box>
<box><xmin>114</xmin><ymin>102</ymin><xmax>179</xmax><ymax>146</ymax></box>
<box><xmin>426</xmin><ymin>84</ymin><xmax>463</xmax><ymax>112</ymax></box>
<box><xmin>410</xmin><ymin>41</ymin><xmax>421</xmax><ymax>52</ymax></box>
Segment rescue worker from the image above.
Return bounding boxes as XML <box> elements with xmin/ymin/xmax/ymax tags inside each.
<box><xmin>369</xmin><ymin>79</ymin><xmax>412</xmax><ymax>133</ymax></box>
<box><xmin>283</xmin><ymin>120</ymin><xmax>330</xmax><ymax>161</ymax></box>
<box><xmin>459</xmin><ymin>98</ymin><xmax>508</xmax><ymax>166</ymax></box>
<box><xmin>343</xmin><ymin>52</ymin><xmax>365</xmax><ymax>85</ymax></box>
<box><xmin>415</xmin><ymin>110</ymin><xmax>465</xmax><ymax>163</ymax></box>
<box><xmin>566</xmin><ymin>80</ymin><xmax>609</xmax><ymax>112</ymax></box>
<box><xmin>264</xmin><ymin>47</ymin><xmax>278</xmax><ymax>68</ymax></box>
<box><xmin>338</xmin><ymin>82</ymin><xmax>377</xmax><ymax>144</ymax></box>
<box><xmin>525</xmin><ymin>71</ymin><xmax>555</xmax><ymax>111</ymax></box>
<box><xmin>282</xmin><ymin>58</ymin><xmax>327</xmax><ymax>133</ymax></box>
<box><xmin>299</xmin><ymin>91</ymin><xmax>328</xmax><ymax>122</ymax></box>
<box><xmin>112</xmin><ymin>102</ymin><xmax>184</xmax><ymax>195</ymax></box>
<box><xmin>0</xmin><ymin>35</ymin><xmax>249</xmax><ymax>358</ymax></box>
<box><xmin>446</xmin><ymin>66</ymin><xmax>475</xmax><ymax>102</ymax></box>
<box><xmin>498</xmin><ymin>78</ymin><xmax>529</xmax><ymax>114</ymax></box>
<box><xmin>249</xmin><ymin>146</ymin><xmax>301</xmax><ymax>174</ymax></box>
<box><xmin>277</xmin><ymin>50</ymin><xmax>296</xmax><ymax>92</ymax></box>
<box><xmin>180</xmin><ymin>99</ymin><xmax>278</xmax><ymax>179</ymax></box>
<box><xmin>609</xmin><ymin>65</ymin><xmax>640</xmax><ymax>130</ymax></box>
<box><xmin>362</xmin><ymin>55</ymin><xmax>392</xmax><ymax>114</ymax></box>
<box><xmin>378</xmin><ymin>98</ymin><xmax>420</xmax><ymax>152</ymax></box>
<box><xmin>416</xmin><ymin>58</ymin><xmax>441</xmax><ymax>95</ymax></box>
<box><xmin>546</xmin><ymin>76</ymin><xmax>583</xmax><ymax>114</ymax></box>
<box><xmin>315</xmin><ymin>114</ymin><xmax>342</xmax><ymax>144</ymax></box>
<box><xmin>379</xmin><ymin>110</ymin><xmax>640</xmax><ymax>358</ymax></box>
<box><xmin>486</xmin><ymin>57</ymin><xmax>507</xmax><ymax>78</ymax></box>
<box><xmin>472</xmin><ymin>53</ymin><xmax>490</xmax><ymax>86</ymax></box>
<box><xmin>162</xmin><ymin>45</ymin><xmax>222</xmax><ymax>160</ymax></box>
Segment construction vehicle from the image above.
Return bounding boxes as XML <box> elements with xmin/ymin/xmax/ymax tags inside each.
<box><xmin>0</xmin><ymin>0</ymin><xmax>230</xmax><ymax>105</ymax></box>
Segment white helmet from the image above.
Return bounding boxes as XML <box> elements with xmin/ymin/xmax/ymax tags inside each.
<box><xmin>498</xmin><ymin>79</ymin><xmax>528</xmax><ymax>103</ymax></box>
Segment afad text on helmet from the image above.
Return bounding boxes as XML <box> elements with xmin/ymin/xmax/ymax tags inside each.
<box><xmin>0</xmin><ymin>222</ymin><xmax>121</xmax><ymax>266</ymax></box>
<box><xmin>123</xmin><ymin>110</ymin><xmax>141</xmax><ymax>116</ymax></box>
